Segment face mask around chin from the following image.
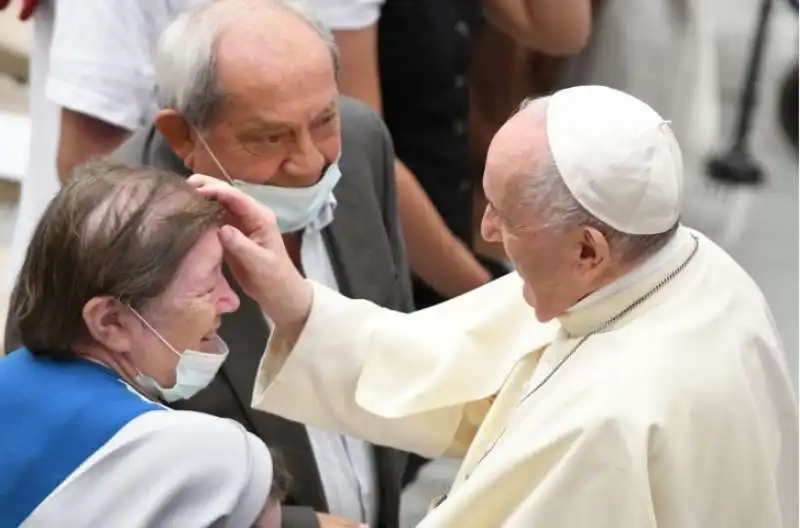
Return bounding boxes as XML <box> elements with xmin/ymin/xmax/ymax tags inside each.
<box><xmin>127</xmin><ymin>306</ymin><xmax>229</xmax><ymax>403</ymax></box>
<box><xmin>191</xmin><ymin>127</ymin><xmax>342</xmax><ymax>233</ymax></box>
<box><xmin>234</xmin><ymin>162</ymin><xmax>342</xmax><ymax>233</ymax></box>
<box><xmin>134</xmin><ymin>335</ymin><xmax>229</xmax><ymax>403</ymax></box>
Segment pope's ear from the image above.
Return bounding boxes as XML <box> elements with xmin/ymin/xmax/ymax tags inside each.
<box><xmin>154</xmin><ymin>110</ymin><xmax>195</xmax><ymax>164</ymax></box>
<box><xmin>579</xmin><ymin>226</ymin><xmax>611</xmax><ymax>269</ymax></box>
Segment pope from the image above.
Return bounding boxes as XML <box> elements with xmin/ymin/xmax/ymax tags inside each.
<box><xmin>189</xmin><ymin>86</ymin><xmax>797</xmax><ymax>528</ymax></box>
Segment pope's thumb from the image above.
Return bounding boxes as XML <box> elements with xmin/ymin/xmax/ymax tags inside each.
<box><xmin>219</xmin><ymin>225</ymin><xmax>262</xmax><ymax>265</ymax></box>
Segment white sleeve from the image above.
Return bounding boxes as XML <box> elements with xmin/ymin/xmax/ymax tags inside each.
<box><xmin>253</xmin><ymin>274</ymin><xmax>558</xmax><ymax>458</ymax></box>
<box><xmin>45</xmin><ymin>0</ymin><xmax>171</xmax><ymax>130</ymax></box>
<box><xmin>24</xmin><ymin>411</ymin><xmax>273</xmax><ymax>528</ymax></box>
<box><xmin>305</xmin><ymin>0</ymin><xmax>385</xmax><ymax>30</ymax></box>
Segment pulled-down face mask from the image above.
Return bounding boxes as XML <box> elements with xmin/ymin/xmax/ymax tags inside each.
<box><xmin>128</xmin><ymin>306</ymin><xmax>229</xmax><ymax>403</ymax></box>
<box><xmin>193</xmin><ymin>130</ymin><xmax>341</xmax><ymax>234</ymax></box>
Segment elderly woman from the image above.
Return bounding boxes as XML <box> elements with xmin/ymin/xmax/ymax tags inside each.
<box><xmin>0</xmin><ymin>162</ymin><xmax>282</xmax><ymax>527</ymax></box>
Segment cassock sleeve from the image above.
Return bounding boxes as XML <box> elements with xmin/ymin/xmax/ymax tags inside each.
<box><xmin>252</xmin><ymin>273</ymin><xmax>558</xmax><ymax>458</ymax></box>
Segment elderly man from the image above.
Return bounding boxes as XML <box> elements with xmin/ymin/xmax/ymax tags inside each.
<box><xmin>192</xmin><ymin>85</ymin><xmax>797</xmax><ymax>527</ymax></box>
<box><xmin>0</xmin><ymin>162</ymin><xmax>280</xmax><ymax>527</ymax></box>
<box><xmin>106</xmin><ymin>2</ymin><xmax>410</xmax><ymax>527</ymax></box>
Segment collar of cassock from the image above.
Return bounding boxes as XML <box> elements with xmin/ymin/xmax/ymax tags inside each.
<box><xmin>557</xmin><ymin>226</ymin><xmax>698</xmax><ymax>338</ymax></box>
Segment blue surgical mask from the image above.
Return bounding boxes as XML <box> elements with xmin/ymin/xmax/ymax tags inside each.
<box><xmin>128</xmin><ymin>306</ymin><xmax>229</xmax><ymax>403</ymax></box>
<box><xmin>194</xmin><ymin>130</ymin><xmax>341</xmax><ymax>233</ymax></box>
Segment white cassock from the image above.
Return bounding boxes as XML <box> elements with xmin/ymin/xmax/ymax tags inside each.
<box><xmin>252</xmin><ymin>226</ymin><xmax>797</xmax><ymax>527</ymax></box>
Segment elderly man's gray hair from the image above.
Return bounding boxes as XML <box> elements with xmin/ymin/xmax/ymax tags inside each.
<box><xmin>155</xmin><ymin>0</ymin><xmax>339</xmax><ymax>130</ymax></box>
<box><xmin>515</xmin><ymin>97</ymin><xmax>679</xmax><ymax>264</ymax></box>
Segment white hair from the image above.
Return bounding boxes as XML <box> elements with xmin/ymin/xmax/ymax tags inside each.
<box><xmin>155</xmin><ymin>0</ymin><xmax>339</xmax><ymax>130</ymax></box>
<box><xmin>514</xmin><ymin>96</ymin><xmax>678</xmax><ymax>263</ymax></box>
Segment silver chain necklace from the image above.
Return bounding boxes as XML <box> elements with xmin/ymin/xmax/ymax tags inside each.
<box><xmin>464</xmin><ymin>235</ymin><xmax>700</xmax><ymax>480</ymax></box>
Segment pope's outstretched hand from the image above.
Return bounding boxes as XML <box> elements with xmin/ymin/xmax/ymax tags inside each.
<box><xmin>187</xmin><ymin>174</ymin><xmax>313</xmax><ymax>329</ymax></box>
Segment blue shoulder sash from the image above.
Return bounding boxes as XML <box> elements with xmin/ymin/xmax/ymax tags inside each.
<box><xmin>0</xmin><ymin>349</ymin><xmax>163</xmax><ymax>527</ymax></box>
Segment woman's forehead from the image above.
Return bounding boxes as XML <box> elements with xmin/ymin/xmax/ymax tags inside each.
<box><xmin>173</xmin><ymin>229</ymin><xmax>225</xmax><ymax>286</ymax></box>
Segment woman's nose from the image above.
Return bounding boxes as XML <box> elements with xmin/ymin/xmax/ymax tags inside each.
<box><xmin>218</xmin><ymin>280</ymin><xmax>241</xmax><ymax>314</ymax></box>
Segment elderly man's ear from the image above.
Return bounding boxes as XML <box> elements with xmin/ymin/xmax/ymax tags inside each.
<box><xmin>154</xmin><ymin>110</ymin><xmax>197</xmax><ymax>168</ymax></box>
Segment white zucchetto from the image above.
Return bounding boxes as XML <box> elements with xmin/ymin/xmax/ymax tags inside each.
<box><xmin>546</xmin><ymin>85</ymin><xmax>684</xmax><ymax>235</ymax></box>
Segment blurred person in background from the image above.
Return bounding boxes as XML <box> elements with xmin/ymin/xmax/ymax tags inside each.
<box><xmin>470</xmin><ymin>0</ymin><xmax>725</xmax><ymax>259</ymax></box>
<box><xmin>107</xmin><ymin>1</ymin><xmax>412</xmax><ymax>527</ymax></box>
<box><xmin>310</xmin><ymin>0</ymin><xmax>593</xmax><ymax>484</ymax></box>
<box><xmin>0</xmin><ymin>0</ymin><xmax>206</xmax><ymax>305</ymax></box>
<box><xmin>0</xmin><ymin>162</ymin><xmax>281</xmax><ymax>528</ymax></box>
<box><xmin>313</xmin><ymin>0</ymin><xmax>593</xmax><ymax>307</ymax></box>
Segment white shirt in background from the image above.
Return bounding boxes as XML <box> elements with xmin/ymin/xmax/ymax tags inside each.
<box><xmin>305</xmin><ymin>0</ymin><xmax>384</xmax><ymax>30</ymax></box>
<box><xmin>6</xmin><ymin>0</ymin><xmax>204</xmax><ymax>293</ymax></box>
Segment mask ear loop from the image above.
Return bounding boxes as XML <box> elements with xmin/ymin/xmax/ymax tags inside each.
<box><xmin>125</xmin><ymin>302</ymin><xmax>181</xmax><ymax>357</ymax></box>
<box><xmin>191</xmin><ymin>127</ymin><xmax>237</xmax><ymax>186</ymax></box>
<box><xmin>113</xmin><ymin>298</ymin><xmax>168</xmax><ymax>400</ymax></box>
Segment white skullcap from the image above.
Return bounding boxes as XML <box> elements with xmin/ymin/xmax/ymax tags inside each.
<box><xmin>546</xmin><ymin>85</ymin><xmax>684</xmax><ymax>235</ymax></box>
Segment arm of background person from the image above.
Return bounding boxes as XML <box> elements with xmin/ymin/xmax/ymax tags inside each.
<box><xmin>481</xmin><ymin>0</ymin><xmax>593</xmax><ymax>55</ymax></box>
<box><xmin>255</xmin><ymin>500</ymin><xmax>282</xmax><ymax>528</ymax></box>
<box><xmin>56</xmin><ymin>111</ymin><xmax>129</xmax><ymax>183</ymax></box>
<box><xmin>333</xmin><ymin>22</ymin><xmax>492</xmax><ymax>299</ymax></box>
<box><xmin>45</xmin><ymin>0</ymin><xmax>171</xmax><ymax>183</ymax></box>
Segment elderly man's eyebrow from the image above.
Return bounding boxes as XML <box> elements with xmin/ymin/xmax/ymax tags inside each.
<box><xmin>238</xmin><ymin>119</ymin><xmax>288</xmax><ymax>134</ymax></box>
<box><xmin>237</xmin><ymin>101</ymin><xmax>338</xmax><ymax>133</ymax></box>
<box><xmin>313</xmin><ymin>101</ymin><xmax>338</xmax><ymax>119</ymax></box>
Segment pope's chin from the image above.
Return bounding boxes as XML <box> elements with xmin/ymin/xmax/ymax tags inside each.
<box><xmin>522</xmin><ymin>282</ymin><xmax>557</xmax><ymax>323</ymax></box>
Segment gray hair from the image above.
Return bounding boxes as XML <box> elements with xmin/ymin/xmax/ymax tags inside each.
<box><xmin>155</xmin><ymin>0</ymin><xmax>340</xmax><ymax>130</ymax></box>
<box><xmin>514</xmin><ymin>97</ymin><xmax>679</xmax><ymax>264</ymax></box>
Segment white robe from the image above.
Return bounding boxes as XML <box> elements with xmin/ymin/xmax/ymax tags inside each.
<box><xmin>253</xmin><ymin>227</ymin><xmax>798</xmax><ymax>527</ymax></box>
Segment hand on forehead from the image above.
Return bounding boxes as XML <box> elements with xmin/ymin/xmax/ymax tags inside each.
<box><xmin>186</xmin><ymin>174</ymin><xmax>279</xmax><ymax>243</ymax></box>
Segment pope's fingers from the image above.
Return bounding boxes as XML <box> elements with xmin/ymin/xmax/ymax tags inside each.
<box><xmin>219</xmin><ymin>225</ymin><xmax>261</xmax><ymax>264</ymax></box>
<box><xmin>186</xmin><ymin>174</ymin><xmax>238</xmax><ymax>201</ymax></box>
<box><xmin>186</xmin><ymin>173</ymin><xmax>221</xmax><ymax>189</ymax></box>
<box><xmin>187</xmin><ymin>174</ymin><xmax>277</xmax><ymax>237</ymax></box>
